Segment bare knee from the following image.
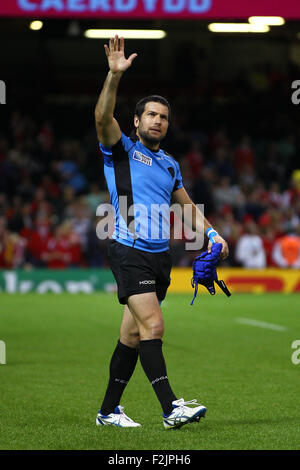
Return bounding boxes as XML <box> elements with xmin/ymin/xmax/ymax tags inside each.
<box><xmin>120</xmin><ymin>329</ymin><xmax>140</xmax><ymax>349</ymax></box>
<box><xmin>127</xmin><ymin>293</ymin><xmax>165</xmax><ymax>340</ymax></box>
<box><xmin>142</xmin><ymin>318</ymin><xmax>164</xmax><ymax>340</ymax></box>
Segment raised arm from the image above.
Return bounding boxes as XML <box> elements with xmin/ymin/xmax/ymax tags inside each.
<box><xmin>95</xmin><ymin>35</ymin><xmax>137</xmax><ymax>146</ymax></box>
<box><xmin>172</xmin><ymin>186</ymin><xmax>229</xmax><ymax>260</ymax></box>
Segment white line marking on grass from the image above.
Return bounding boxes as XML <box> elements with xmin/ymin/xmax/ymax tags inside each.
<box><xmin>236</xmin><ymin>317</ymin><xmax>287</xmax><ymax>332</ymax></box>
<box><xmin>0</xmin><ymin>340</ymin><xmax>6</xmax><ymax>364</ymax></box>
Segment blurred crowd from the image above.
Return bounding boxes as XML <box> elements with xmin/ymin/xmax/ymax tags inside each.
<box><xmin>169</xmin><ymin>129</ymin><xmax>300</xmax><ymax>269</ymax></box>
<box><xmin>1</xmin><ymin>62</ymin><xmax>300</xmax><ymax>270</ymax></box>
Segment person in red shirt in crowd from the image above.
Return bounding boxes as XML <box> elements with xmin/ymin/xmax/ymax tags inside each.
<box><xmin>255</xmin><ymin>181</ymin><xmax>271</xmax><ymax>206</ymax></box>
<box><xmin>185</xmin><ymin>140</ymin><xmax>204</xmax><ymax>179</ymax></box>
<box><xmin>268</xmin><ymin>182</ymin><xmax>284</xmax><ymax>208</ymax></box>
<box><xmin>234</xmin><ymin>134</ymin><xmax>255</xmax><ymax>174</ymax></box>
<box><xmin>41</xmin><ymin>221</ymin><xmax>82</xmax><ymax>269</ymax></box>
<box><xmin>261</xmin><ymin>227</ymin><xmax>277</xmax><ymax>267</ymax></box>
<box><xmin>282</xmin><ymin>173</ymin><xmax>300</xmax><ymax>208</ymax></box>
<box><xmin>21</xmin><ymin>215</ymin><xmax>52</xmax><ymax>266</ymax></box>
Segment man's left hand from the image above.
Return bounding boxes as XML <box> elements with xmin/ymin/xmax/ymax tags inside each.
<box><xmin>208</xmin><ymin>235</ymin><xmax>229</xmax><ymax>260</ymax></box>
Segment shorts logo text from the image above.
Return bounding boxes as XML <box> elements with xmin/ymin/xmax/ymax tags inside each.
<box><xmin>139</xmin><ymin>280</ymin><xmax>156</xmax><ymax>285</ymax></box>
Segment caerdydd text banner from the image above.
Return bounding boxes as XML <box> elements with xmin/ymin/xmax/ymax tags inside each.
<box><xmin>0</xmin><ymin>0</ymin><xmax>299</xmax><ymax>19</ymax></box>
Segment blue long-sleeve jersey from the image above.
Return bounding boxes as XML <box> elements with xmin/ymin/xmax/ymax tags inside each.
<box><xmin>99</xmin><ymin>131</ymin><xmax>183</xmax><ymax>252</ymax></box>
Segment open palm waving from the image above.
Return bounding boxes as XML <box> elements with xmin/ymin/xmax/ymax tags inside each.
<box><xmin>104</xmin><ymin>35</ymin><xmax>137</xmax><ymax>74</ymax></box>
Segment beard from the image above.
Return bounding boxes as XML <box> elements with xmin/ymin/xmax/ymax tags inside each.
<box><xmin>137</xmin><ymin>127</ymin><xmax>165</xmax><ymax>146</ymax></box>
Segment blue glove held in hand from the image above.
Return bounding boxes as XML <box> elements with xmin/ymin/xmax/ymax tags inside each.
<box><xmin>190</xmin><ymin>243</ymin><xmax>231</xmax><ymax>305</ymax></box>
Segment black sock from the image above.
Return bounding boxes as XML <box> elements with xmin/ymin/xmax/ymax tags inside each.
<box><xmin>139</xmin><ymin>339</ymin><xmax>177</xmax><ymax>416</ymax></box>
<box><xmin>100</xmin><ymin>340</ymin><xmax>139</xmax><ymax>415</ymax></box>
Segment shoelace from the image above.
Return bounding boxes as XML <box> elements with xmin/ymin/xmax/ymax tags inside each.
<box><xmin>118</xmin><ymin>406</ymin><xmax>134</xmax><ymax>422</ymax></box>
<box><xmin>176</xmin><ymin>398</ymin><xmax>201</xmax><ymax>408</ymax></box>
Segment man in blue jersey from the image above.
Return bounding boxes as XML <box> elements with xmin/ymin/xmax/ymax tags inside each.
<box><xmin>95</xmin><ymin>36</ymin><xmax>229</xmax><ymax>429</ymax></box>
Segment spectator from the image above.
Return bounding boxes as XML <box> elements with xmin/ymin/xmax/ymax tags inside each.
<box><xmin>86</xmin><ymin>219</ymin><xmax>109</xmax><ymax>267</ymax></box>
<box><xmin>1</xmin><ymin>60</ymin><xmax>300</xmax><ymax>270</ymax></box>
<box><xmin>192</xmin><ymin>167</ymin><xmax>216</xmax><ymax>216</ymax></box>
<box><xmin>234</xmin><ymin>135</ymin><xmax>256</xmax><ymax>175</ymax></box>
<box><xmin>30</xmin><ymin>188</ymin><xmax>53</xmax><ymax>218</ymax></box>
<box><xmin>41</xmin><ymin>221</ymin><xmax>81</xmax><ymax>269</ymax></box>
<box><xmin>261</xmin><ymin>227</ymin><xmax>277</xmax><ymax>267</ymax></box>
<box><xmin>70</xmin><ymin>197</ymin><xmax>91</xmax><ymax>253</ymax></box>
<box><xmin>272</xmin><ymin>229</ymin><xmax>300</xmax><ymax>269</ymax></box>
<box><xmin>86</xmin><ymin>183</ymin><xmax>107</xmax><ymax>215</ymax></box>
<box><xmin>213</xmin><ymin>176</ymin><xmax>245</xmax><ymax>212</ymax></box>
<box><xmin>243</xmin><ymin>188</ymin><xmax>267</xmax><ymax>221</ymax></box>
<box><xmin>213</xmin><ymin>146</ymin><xmax>234</xmax><ymax>179</ymax></box>
<box><xmin>185</xmin><ymin>140</ymin><xmax>204</xmax><ymax>179</ymax></box>
<box><xmin>268</xmin><ymin>182</ymin><xmax>284</xmax><ymax>208</ymax></box>
<box><xmin>235</xmin><ymin>221</ymin><xmax>266</xmax><ymax>268</ymax></box>
<box><xmin>22</xmin><ymin>216</ymin><xmax>52</xmax><ymax>267</ymax></box>
<box><xmin>59</xmin><ymin>160</ymin><xmax>87</xmax><ymax>194</ymax></box>
<box><xmin>0</xmin><ymin>216</ymin><xmax>26</xmax><ymax>268</ymax></box>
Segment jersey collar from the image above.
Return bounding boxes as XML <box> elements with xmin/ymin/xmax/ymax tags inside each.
<box><xmin>129</xmin><ymin>130</ymin><xmax>139</xmax><ymax>143</ymax></box>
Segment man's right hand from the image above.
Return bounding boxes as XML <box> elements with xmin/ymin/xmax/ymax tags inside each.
<box><xmin>104</xmin><ymin>35</ymin><xmax>137</xmax><ymax>74</ymax></box>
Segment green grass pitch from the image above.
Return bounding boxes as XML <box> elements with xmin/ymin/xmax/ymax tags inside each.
<box><xmin>0</xmin><ymin>292</ymin><xmax>300</xmax><ymax>450</ymax></box>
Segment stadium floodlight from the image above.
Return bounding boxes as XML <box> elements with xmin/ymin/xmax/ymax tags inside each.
<box><xmin>29</xmin><ymin>21</ymin><xmax>43</xmax><ymax>31</ymax></box>
<box><xmin>84</xmin><ymin>29</ymin><xmax>166</xmax><ymax>40</ymax></box>
<box><xmin>249</xmin><ymin>16</ymin><xmax>285</xmax><ymax>26</ymax></box>
<box><xmin>208</xmin><ymin>23</ymin><xmax>270</xmax><ymax>33</ymax></box>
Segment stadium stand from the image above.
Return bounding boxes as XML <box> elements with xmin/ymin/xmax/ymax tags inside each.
<box><xmin>1</xmin><ymin>61</ymin><xmax>300</xmax><ymax>269</ymax></box>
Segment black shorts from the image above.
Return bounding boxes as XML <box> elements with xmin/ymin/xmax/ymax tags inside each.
<box><xmin>108</xmin><ymin>239</ymin><xmax>172</xmax><ymax>305</ymax></box>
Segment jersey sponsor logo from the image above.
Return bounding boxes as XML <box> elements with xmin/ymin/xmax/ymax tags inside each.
<box><xmin>139</xmin><ymin>279</ymin><xmax>156</xmax><ymax>285</ymax></box>
<box><xmin>133</xmin><ymin>150</ymin><xmax>152</xmax><ymax>167</ymax></box>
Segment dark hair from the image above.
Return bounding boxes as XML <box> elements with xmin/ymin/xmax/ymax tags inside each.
<box><xmin>134</xmin><ymin>95</ymin><xmax>171</xmax><ymax>122</ymax></box>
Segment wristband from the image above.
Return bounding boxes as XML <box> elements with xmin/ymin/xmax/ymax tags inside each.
<box><xmin>206</xmin><ymin>227</ymin><xmax>218</xmax><ymax>244</ymax></box>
